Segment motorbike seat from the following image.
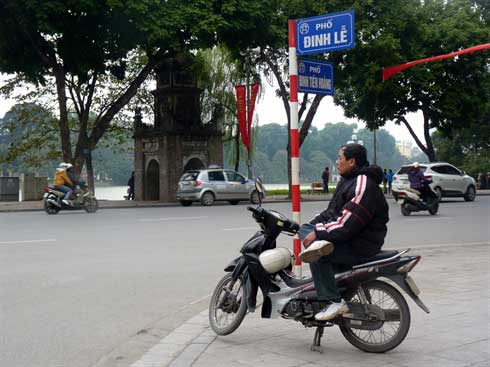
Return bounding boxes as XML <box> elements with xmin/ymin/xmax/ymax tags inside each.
<box><xmin>364</xmin><ymin>250</ymin><xmax>400</xmax><ymax>262</ymax></box>
<box><xmin>405</xmin><ymin>187</ymin><xmax>421</xmax><ymax>196</ymax></box>
<box><xmin>352</xmin><ymin>249</ymin><xmax>409</xmax><ymax>270</ymax></box>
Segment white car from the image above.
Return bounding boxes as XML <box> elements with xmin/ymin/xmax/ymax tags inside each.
<box><xmin>392</xmin><ymin>162</ymin><xmax>476</xmax><ymax>201</ymax></box>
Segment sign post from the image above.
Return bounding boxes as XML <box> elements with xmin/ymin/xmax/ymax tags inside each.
<box><xmin>289</xmin><ymin>10</ymin><xmax>355</xmax><ymax>276</ymax></box>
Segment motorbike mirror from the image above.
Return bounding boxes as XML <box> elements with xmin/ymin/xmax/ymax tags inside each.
<box><xmin>255</xmin><ymin>178</ymin><xmax>264</xmax><ymax>205</ymax></box>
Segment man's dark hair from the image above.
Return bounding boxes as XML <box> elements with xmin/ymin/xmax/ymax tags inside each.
<box><xmin>341</xmin><ymin>143</ymin><xmax>368</xmax><ymax>167</ymax></box>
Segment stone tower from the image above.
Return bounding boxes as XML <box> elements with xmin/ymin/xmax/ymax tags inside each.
<box><xmin>134</xmin><ymin>53</ymin><xmax>223</xmax><ymax>201</ymax></box>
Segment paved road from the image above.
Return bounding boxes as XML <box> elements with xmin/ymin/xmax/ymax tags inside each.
<box><xmin>1</xmin><ymin>197</ymin><xmax>489</xmax><ymax>367</ymax></box>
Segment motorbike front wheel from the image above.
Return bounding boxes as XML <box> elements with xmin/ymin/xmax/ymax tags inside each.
<box><xmin>428</xmin><ymin>201</ymin><xmax>439</xmax><ymax>215</ymax></box>
<box><xmin>340</xmin><ymin>280</ymin><xmax>411</xmax><ymax>353</ymax></box>
<box><xmin>209</xmin><ymin>273</ymin><xmax>247</xmax><ymax>336</ymax></box>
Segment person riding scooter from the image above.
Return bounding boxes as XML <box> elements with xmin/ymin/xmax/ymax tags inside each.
<box><xmin>54</xmin><ymin>162</ymin><xmax>74</xmax><ymax>205</ymax></box>
<box><xmin>408</xmin><ymin>162</ymin><xmax>433</xmax><ymax>203</ymax></box>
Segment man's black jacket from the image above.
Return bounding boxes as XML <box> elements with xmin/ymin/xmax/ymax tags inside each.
<box><xmin>310</xmin><ymin>165</ymin><xmax>389</xmax><ymax>257</ymax></box>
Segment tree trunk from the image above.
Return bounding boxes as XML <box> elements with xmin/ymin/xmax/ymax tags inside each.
<box><xmin>234</xmin><ymin>131</ymin><xmax>240</xmax><ymax>172</ymax></box>
<box><xmin>299</xmin><ymin>95</ymin><xmax>324</xmax><ymax>147</ymax></box>
<box><xmin>422</xmin><ymin>108</ymin><xmax>436</xmax><ymax>161</ymax></box>
<box><xmin>54</xmin><ymin>67</ymin><xmax>72</xmax><ymax>162</ymax></box>
<box><xmin>90</xmin><ymin>50</ymin><xmax>164</xmax><ymax>147</ymax></box>
<box><xmin>398</xmin><ymin>115</ymin><xmax>436</xmax><ymax>161</ymax></box>
<box><xmin>86</xmin><ymin>151</ymin><xmax>95</xmax><ymax>193</ymax></box>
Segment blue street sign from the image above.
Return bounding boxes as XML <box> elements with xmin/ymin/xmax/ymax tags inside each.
<box><xmin>296</xmin><ymin>10</ymin><xmax>355</xmax><ymax>55</ymax></box>
<box><xmin>298</xmin><ymin>59</ymin><xmax>334</xmax><ymax>96</ymax></box>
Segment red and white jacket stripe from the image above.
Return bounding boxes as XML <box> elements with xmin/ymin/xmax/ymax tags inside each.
<box><xmin>311</xmin><ymin>168</ymin><xmax>388</xmax><ymax>256</ymax></box>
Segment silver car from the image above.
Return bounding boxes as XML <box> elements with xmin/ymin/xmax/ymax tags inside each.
<box><xmin>392</xmin><ymin>162</ymin><xmax>476</xmax><ymax>201</ymax></box>
<box><xmin>176</xmin><ymin>169</ymin><xmax>263</xmax><ymax>206</ymax></box>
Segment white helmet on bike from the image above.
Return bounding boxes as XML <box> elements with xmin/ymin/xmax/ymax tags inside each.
<box><xmin>259</xmin><ymin>247</ymin><xmax>294</xmax><ymax>274</ymax></box>
<box><xmin>59</xmin><ymin>162</ymin><xmax>73</xmax><ymax>169</ymax></box>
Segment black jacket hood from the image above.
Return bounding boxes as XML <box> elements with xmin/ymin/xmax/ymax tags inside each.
<box><xmin>342</xmin><ymin>164</ymin><xmax>384</xmax><ymax>185</ymax></box>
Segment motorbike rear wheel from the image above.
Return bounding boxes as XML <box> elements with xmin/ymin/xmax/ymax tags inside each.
<box><xmin>209</xmin><ymin>273</ymin><xmax>247</xmax><ymax>336</ymax></box>
<box><xmin>340</xmin><ymin>280</ymin><xmax>411</xmax><ymax>353</ymax></box>
<box><xmin>44</xmin><ymin>198</ymin><xmax>60</xmax><ymax>215</ymax></box>
<box><xmin>84</xmin><ymin>198</ymin><xmax>99</xmax><ymax>213</ymax></box>
<box><xmin>401</xmin><ymin>203</ymin><xmax>411</xmax><ymax>216</ymax></box>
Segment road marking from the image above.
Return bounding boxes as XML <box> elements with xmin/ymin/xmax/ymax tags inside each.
<box><xmin>222</xmin><ymin>227</ymin><xmax>258</xmax><ymax>231</ymax></box>
<box><xmin>0</xmin><ymin>239</ymin><xmax>57</xmax><ymax>245</ymax></box>
<box><xmin>390</xmin><ymin>241</ymin><xmax>489</xmax><ymax>250</ymax></box>
<box><xmin>139</xmin><ymin>216</ymin><xmax>209</xmax><ymax>222</ymax></box>
<box><xmin>404</xmin><ymin>217</ymin><xmax>453</xmax><ymax>221</ymax></box>
<box><xmin>189</xmin><ymin>293</ymin><xmax>212</xmax><ymax>305</ymax></box>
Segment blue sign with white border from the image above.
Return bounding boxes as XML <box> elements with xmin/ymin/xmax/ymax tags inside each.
<box><xmin>296</xmin><ymin>10</ymin><xmax>355</xmax><ymax>55</ymax></box>
<box><xmin>298</xmin><ymin>59</ymin><xmax>334</xmax><ymax>95</ymax></box>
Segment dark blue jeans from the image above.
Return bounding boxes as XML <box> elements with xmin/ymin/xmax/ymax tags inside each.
<box><xmin>299</xmin><ymin>223</ymin><xmax>364</xmax><ymax>302</ymax></box>
<box><xmin>54</xmin><ymin>185</ymin><xmax>73</xmax><ymax>200</ymax></box>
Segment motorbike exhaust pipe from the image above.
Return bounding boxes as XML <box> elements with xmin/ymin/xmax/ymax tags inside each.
<box><xmin>47</xmin><ymin>198</ymin><xmax>61</xmax><ymax>207</ymax></box>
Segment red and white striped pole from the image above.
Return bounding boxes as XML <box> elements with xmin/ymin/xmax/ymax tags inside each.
<box><xmin>288</xmin><ymin>19</ymin><xmax>302</xmax><ymax>276</ymax></box>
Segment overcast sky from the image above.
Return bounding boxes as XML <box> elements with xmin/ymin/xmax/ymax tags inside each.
<box><xmin>255</xmin><ymin>82</ymin><xmax>424</xmax><ymax>147</ymax></box>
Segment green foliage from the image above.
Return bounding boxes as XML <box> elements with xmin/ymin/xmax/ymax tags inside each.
<box><xmin>432</xmin><ymin>127</ymin><xmax>490</xmax><ymax>178</ymax></box>
<box><xmin>91</xmin><ymin>133</ymin><xmax>134</xmax><ymax>185</ymax></box>
<box><xmin>0</xmin><ymin>0</ymin><xmax>282</xmax><ymax>176</ymax></box>
<box><xmin>0</xmin><ymin>103</ymin><xmax>59</xmax><ymax>170</ymax></box>
<box><xmin>195</xmin><ymin>46</ymin><xmax>242</xmax><ymax>139</ymax></box>
<box><xmin>326</xmin><ymin>0</ymin><xmax>489</xmax><ymax>160</ymax></box>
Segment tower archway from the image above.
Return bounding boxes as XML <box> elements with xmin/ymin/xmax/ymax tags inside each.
<box><xmin>145</xmin><ymin>159</ymin><xmax>160</xmax><ymax>200</ymax></box>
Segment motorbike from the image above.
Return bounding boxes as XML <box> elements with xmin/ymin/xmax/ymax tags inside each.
<box><xmin>209</xmin><ymin>179</ymin><xmax>430</xmax><ymax>353</ymax></box>
<box><xmin>393</xmin><ymin>185</ymin><xmax>439</xmax><ymax>216</ymax></box>
<box><xmin>43</xmin><ymin>185</ymin><xmax>98</xmax><ymax>214</ymax></box>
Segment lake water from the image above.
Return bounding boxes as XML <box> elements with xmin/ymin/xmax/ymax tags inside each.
<box><xmin>92</xmin><ymin>184</ymin><xmax>315</xmax><ymax>200</ymax></box>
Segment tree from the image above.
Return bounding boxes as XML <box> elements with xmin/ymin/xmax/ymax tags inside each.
<box><xmin>0</xmin><ymin>103</ymin><xmax>59</xmax><ymax>171</ymax></box>
<box><xmin>0</xmin><ymin>0</ymin><xmax>282</xmax><ymax>189</ymax></box>
<box><xmin>327</xmin><ymin>0</ymin><xmax>489</xmax><ymax>162</ymax></box>
<box><xmin>195</xmin><ymin>46</ymin><xmax>243</xmax><ymax>171</ymax></box>
<box><xmin>356</xmin><ymin>128</ymin><xmax>407</xmax><ymax>170</ymax></box>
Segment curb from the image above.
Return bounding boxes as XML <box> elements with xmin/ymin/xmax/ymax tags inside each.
<box><xmin>130</xmin><ymin>311</ymin><xmax>213</xmax><ymax>367</ymax></box>
<box><xmin>1</xmin><ymin>191</ymin><xmax>489</xmax><ymax>213</ymax></box>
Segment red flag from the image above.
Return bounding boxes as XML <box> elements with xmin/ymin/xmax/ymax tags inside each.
<box><xmin>246</xmin><ymin>83</ymin><xmax>260</xmax><ymax>149</ymax></box>
<box><xmin>383</xmin><ymin>43</ymin><xmax>490</xmax><ymax>81</ymax></box>
<box><xmin>235</xmin><ymin>85</ymin><xmax>248</xmax><ymax>148</ymax></box>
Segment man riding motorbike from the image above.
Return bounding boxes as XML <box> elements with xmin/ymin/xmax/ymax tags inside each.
<box><xmin>54</xmin><ymin>162</ymin><xmax>87</xmax><ymax>206</ymax></box>
<box><xmin>297</xmin><ymin>143</ymin><xmax>389</xmax><ymax>322</ymax></box>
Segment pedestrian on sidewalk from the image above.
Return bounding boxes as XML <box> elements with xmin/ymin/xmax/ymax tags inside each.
<box><xmin>387</xmin><ymin>169</ymin><xmax>394</xmax><ymax>194</ymax></box>
<box><xmin>321</xmin><ymin>166</ymin><xmax>330</xmax><ymax>194</ymax></box>
<box><xmin>382</xmin><ymin>169</ymin><xmax>388</xmax><ymax>194</ymax></box>
<box><xmin>127</xmin><ymin>172</ymin><xmax>135</xmax><ymax>200</ymax></box>
<box><xmin>298</xmin><ymin>143</ymin><xmax>389</xmax><ymax>321</ymax></box>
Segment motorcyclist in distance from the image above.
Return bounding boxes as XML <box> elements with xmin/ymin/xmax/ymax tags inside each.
<box><xmin>65</xmin><ymin>164</ymin><xmax>88</xmax><ymax>192</ymax></box>
<box><xmin>408</xmin><ymin>162</ymin><xmax>432</xmax><ymax>203</ymax></box>
<box><xmin>54</xmin><ymin>162</ymin><xmax>74</xmax><ymax>205</ymax></box>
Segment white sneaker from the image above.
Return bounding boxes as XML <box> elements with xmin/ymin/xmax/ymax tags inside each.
<box><xmin>315</xmin><ymin>299</ymin><xmax>349</xmax><ymax>321</ymax></box>
<box><xmin>299</xmin><ymin>240</ymin><xmax>334</xmax><ymax>263</ymax></box>
<box><xmin>62</xmin><ymin>199</ymin><xmax>71</xmax><ymax>206</ymax></box>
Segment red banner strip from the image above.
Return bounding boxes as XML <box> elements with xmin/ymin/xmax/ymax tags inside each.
<box><xmin>235</xmin><ymin>85</ymin><xmax>248</xmax><ymax>148</ymax></box>
<box><xmin>383</xmin><ymin>43</ymin><xmax>490</xmax><ymax>81</ymax></box>
<box><xmin>246</xmin><ymin>83</ymin><xmax>260</xmax><ymax>150</ymax></box>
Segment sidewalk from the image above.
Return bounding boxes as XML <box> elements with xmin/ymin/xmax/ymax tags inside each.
<box><xmin>1</xmin><ymin>190</ymin><xmax>489</xmax><ymax>213</ymax></box>
<box><xmin>130</xmin><ymin>243</ymin><xmax>490</xmax><ymax>367</ymax></box>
